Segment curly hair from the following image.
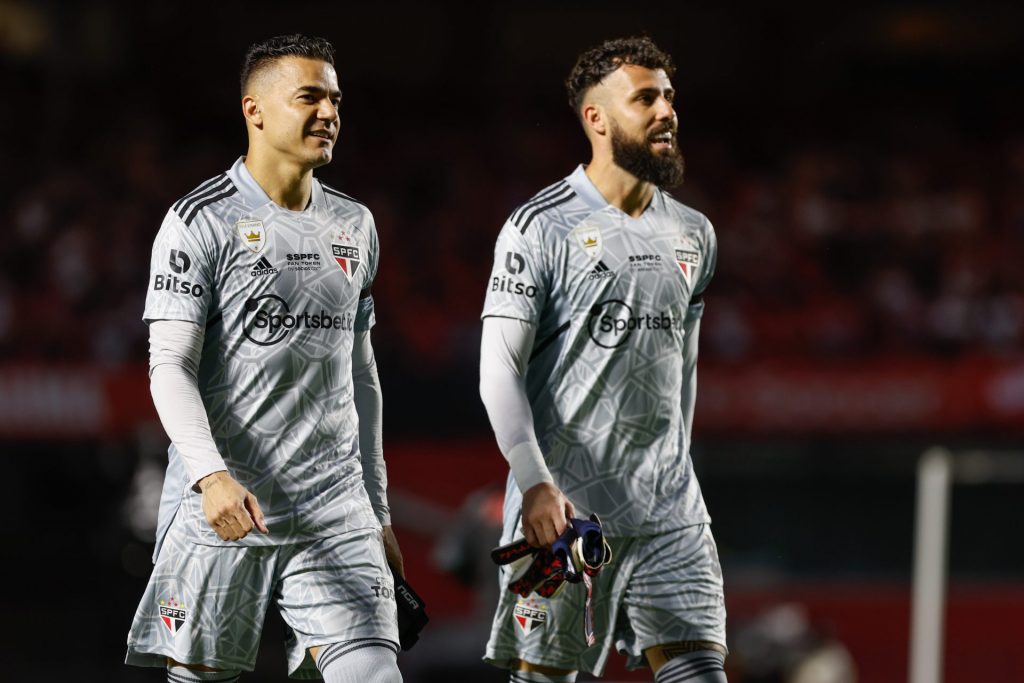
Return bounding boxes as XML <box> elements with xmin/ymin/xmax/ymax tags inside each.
<box><xmin>240</xmin><ymin>34</ymin><xmax>336</xmax><ymax>95</ymax></box>
<box><xmin>565</xmin><ymin>36</ymin><xmax>675</xmax><ymax>114</ymax></box>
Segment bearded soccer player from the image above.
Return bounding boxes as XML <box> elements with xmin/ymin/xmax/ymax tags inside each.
<box><xmin>480</xmin><ymin>37</ymin><xmax>728</xmax><ymax>682</ymax></box>
<box><xmin>125</xmin><ymin>35</ymin><xmax>404</xmax><ymax>682</ymax></box>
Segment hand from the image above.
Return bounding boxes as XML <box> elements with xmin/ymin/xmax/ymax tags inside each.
<box><xmin>382</xmin><ymin>525</ymin><xmax>405</xmax><ymax>578</ymax></box>
<box><xmin>198</xmin><ymin>471</ymin><xmax>269</xmax><ymax>541</ymax></box>
<box><xmin>521</xmin><ymin>482</ymin><xmax>575</xmax><ymax>548</ymax></box>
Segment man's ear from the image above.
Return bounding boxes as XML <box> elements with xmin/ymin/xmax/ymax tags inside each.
<box><xmin>242</xmin><ymin>95</ymin><xmax>263</xmax><ymax>128</ymax></box>
<box><xmin>582</xmin><ymin>101</ymin><xmax>607</xmax><ymax>137</ymax></box>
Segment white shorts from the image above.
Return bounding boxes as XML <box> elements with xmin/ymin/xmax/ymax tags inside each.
<box><xmin>484</xmin><ymin>523</ymin><xmax>727</xmax><ymax>676</ymax></box>
<box><xmin>126</xmin><ymin>513</ymin><xmax>399</xmax><ymax>679</ymax></box>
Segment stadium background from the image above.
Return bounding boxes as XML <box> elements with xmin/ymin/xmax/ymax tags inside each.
<box><xmin>1</xmin><ymin>1</ymin><xmax>1022</xmax><ymax>681</ymax></box>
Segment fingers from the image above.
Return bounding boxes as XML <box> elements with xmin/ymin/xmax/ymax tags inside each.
<box><xmin>523</xmin><ymin>523</ymin><xmax>539</xmax><ymax>548</ymax></box>
<box><xmin>202</xmin><ymin>477</ymin><xmax>265</xmax><ymax>541</ymax></box>
<box><xmin>245</xmin><ymin>493</ymin><xmax>269</xmax><ymax>534</ymax></box>
<box><xmin>211</xmin><ymin>505</ymin><xmax>252</xmax><ymax>541</ymax></box>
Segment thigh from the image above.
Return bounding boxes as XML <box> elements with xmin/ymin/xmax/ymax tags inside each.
<box><xmin>484</xmin><ymin>534</ymin><xmax>639</xmax><ymax>677</ymax></box>
<box><xmin>126</xmin><ymin>519</ymin><xmax>277</xmax><ymax>672</ymax></box>
<box><xmin>618</xmin><ymin>524</ymin><xmax>727</xmax><ymax>662</ymax></box>
<box><xmin>276</xmin><ymin>528</ymin><xmax>401</xmax><ymax>677</ymax></box>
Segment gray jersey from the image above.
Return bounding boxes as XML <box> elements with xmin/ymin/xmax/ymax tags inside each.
<box><xmin>146</xmin><ymin>157</ymin><xmax>379</xmax><ymax>546</ymax></box>
<box><xmin>482</xmin><ymin>165</ymin><xmax>717</xmax><ymax>536</ymax></box>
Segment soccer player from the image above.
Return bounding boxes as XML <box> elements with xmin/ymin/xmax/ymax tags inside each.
<box><xmin>479</xmin><ymin>37</ymin><xmax>728</xmax><ymax>682</ymax></box>
<box><xmin>125</xmin><ymin>35</ymin><xmax>404</xmax><ymax>682</ymax></box>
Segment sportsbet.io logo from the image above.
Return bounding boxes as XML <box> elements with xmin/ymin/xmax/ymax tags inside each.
<box><xmin>153</xmin><ymin>248</ymin><xmax>203</xmax><ymax>297</ymax></box>
<box><xmin>242</xmin><ymin>294</ymin><xmax>353</xmax><ymax>346</ymax></box>
<box><xmin>586</xmin><ymin>299</ymin><xmax>682</xmax><ymax>348</ymax></box>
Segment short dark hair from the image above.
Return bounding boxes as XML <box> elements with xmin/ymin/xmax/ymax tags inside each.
<box><xmin>565</xmin><ymin>36</ymin><xmax>675</xmax><ymax>114</ymax></box>
<box><xmin>240</xmin><ymin>34</ymin><xmax>336</xmax><ymax>94</ymax></box>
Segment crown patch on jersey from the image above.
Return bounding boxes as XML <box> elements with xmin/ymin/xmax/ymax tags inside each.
<box><xmin>236</xmin><ymin>219</ymin><xmax>267</xmax><ymax>253</ymax></box>
<box><xmin>157</xmin><ymin>596</ymin><xmax>188</xmax><ymax>635</ymax></box>
<box><xmin>572</xmin><ymin>225</ymin><xmax>603</xmax><ymax>259</ymax></box>
<box><xmin>332</xmin><ymin>243</ymin><xmax>361</xmax><ymax>280</ymax></box>
<box><xmin>513</xmin><ymin>597</ymin><xmax>548</xmax><ymax>636</ymax></box>
<box><xmin>675</xmin><ymin>249</ymin><xmax>700</xmax><ymax>286</ymax></box>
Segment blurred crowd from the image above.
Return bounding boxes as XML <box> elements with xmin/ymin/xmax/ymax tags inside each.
<box><xmin>2</xmin><ymin>114</ymin><xmax>1021</xmax><ymax>374</ymax></box>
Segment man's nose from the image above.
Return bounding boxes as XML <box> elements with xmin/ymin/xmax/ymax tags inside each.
<box><xmin>654</xmin><ymin>96</ymin><xmax>674</xmax><ymax>120</ymax></box>
<box><xmin>319</xmin><ymin>100</ymin><xmax>338</xmax><ymax>121</ymax></box>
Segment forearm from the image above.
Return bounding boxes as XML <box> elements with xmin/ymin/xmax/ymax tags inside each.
<box><xmin>479</xmin><ymin>317</ymin><xmax>553</xmax><ymax>492</ymax></box>
<box><xmin>149</xmin><ymin>319</ymin><xmax>226</xmax><ymax>489</ymax></box>
<box><xmin>352</xmin><ymin>331</ymin><xmax>390</xmax><ymax>526</ymax></box>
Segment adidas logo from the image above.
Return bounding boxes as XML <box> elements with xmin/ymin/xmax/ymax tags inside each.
<box><xmin>250</xmin><ymin>255</ymin><xmax>279</xmax><ymax>278</ymax></box>
<box><xmin>588</xmin><ymin>260</ymin><xmax>614</xmax><ymax>281</ymax></box>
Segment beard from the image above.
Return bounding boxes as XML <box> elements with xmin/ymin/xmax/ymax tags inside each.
<box><xmin>610</xmin><ymin>119</ymin><xmax>685</xmax><ymax>188</ymax></box>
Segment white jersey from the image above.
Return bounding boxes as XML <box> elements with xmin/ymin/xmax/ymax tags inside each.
<box><xmin>482</xmin><ymin>165</ymin><xmax>717</xmax><ymax>536</ymax></box>
<box><xmin>146</xmin><ymin>157</ymin><xmax>379</xmax><ymax>546</ymax></box>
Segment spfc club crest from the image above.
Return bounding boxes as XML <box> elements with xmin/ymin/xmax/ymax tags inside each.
<box><xmin>572</xmin><ymin>225</ymin><xmax>603</xmax><ymax>259</ymax></box>
<box><xmin>332</xmin><ymin>243</ymin><xmax>361</xmax><ymax>280</ymax></box>
<box><xmin>674</xmin><ymin>248</ymin><xmax>700</xmax><ymax>287</ymax></box>
<box><xmin>513</xmin><ymin>598</ymin><xmax>548</xmax><ymax>636</ymax></box>
<box><xmin>236</xmin><ymin>219</ymin><xmax>266</xmax><ymax>254</ymax></box>
<box><xmin>158</xmin><ymin>597</ymin><xmax>188</xmax><ymax>635</ymax></box>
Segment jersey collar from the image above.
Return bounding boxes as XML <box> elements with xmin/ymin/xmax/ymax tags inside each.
<box><xmin>566</xmin><ymin>164</ymin><xmax>665</xmax><ymax>216</ymax></box>
<box><xmin>228</xmin><ymin>156</ymin><xmax>326</xmax><ymax>212</ymax></box>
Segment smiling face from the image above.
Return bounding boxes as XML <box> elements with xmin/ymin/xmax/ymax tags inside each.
<box><xmin>587</xmin><ymin>64</ymin><xmax>684</xmax><ymax>187</ymax></box>
<box><xmin>242</xmin><ymin>56</ymin><xmax>341</xmax><ymax>170</ymax></box>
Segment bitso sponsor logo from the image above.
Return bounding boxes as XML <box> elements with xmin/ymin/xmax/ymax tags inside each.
<box><xmin>586</xmin><ymin>299</ymin><xmax>681</xmax><ymax>348</ymax></box>
<box><xmin>285</xmin><ymin>252</ymin><xmax>322</xmax><ymax>272</ymax></box>
<box><xmin>491</xmin><ymin>275</ymin><xmax>538</xmax><ymax>298</ymax></box>
<box><xmin>168</xmin><ymin>249</ymin><xmax>191</xmax><ymax>274</ymax></box>
<box><xmin>505</xmin><ymin>251</ymin><xmax>525</xmax><ymax>275</ymax></box>
<box><xmin>155</xmin><ymin>248</ymin><xmax>203</xmax><ymax>296</ymax></box>
<box><xmin>157</xmin><ymin>596</ymin><xmax>188</xmax><ymax>635</ymax></box>
<box><xmin>242</xmin><ymin>294</ymin><xmax>352</xmax><ymax>346</ymax></box>
<box><xmin>250</xmin><ymin>255</ymin><xmax>278</xmax><ymax>278</ymax></box>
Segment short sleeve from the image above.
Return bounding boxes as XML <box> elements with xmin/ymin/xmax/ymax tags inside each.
<box><xmin>686</xmin><ymin>216</ymin><xmax>717</xmax><ymax>322</ymax></box>
<box><xmin>354</xmin><ymin>208</ymin><xmax>379</xmax><ymax>332</ymax></box>
<box><xmin>481</xmin><ymin>220</ymin><xmax>549</xmax><ymax>324</ymax></box>
<box><xmin>143</xmin><ymin>210</ymin><xmax>217</xmax><ymax>325</ymax></box>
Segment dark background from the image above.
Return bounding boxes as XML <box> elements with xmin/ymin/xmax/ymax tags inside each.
<box><xmin>1</xmin><ymin>1</ymin><xmax>1022</xmax><ymax>681</ymax></box>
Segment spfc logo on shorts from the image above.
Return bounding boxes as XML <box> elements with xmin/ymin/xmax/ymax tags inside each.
<box><xmin>332</xmin><ymin>244</ymin><xmax>361</xmax><ymax>280</ymax></box>
<box><xmin>158</xmin><ymin>597</ymin><xmax>187</xmax><ymax>635</ymax></box>
<box><xmin>513</xmin><ymin>598</ymin><xmax>547</xmax><ymax>636</ymax></box>
<box><xmin>674</xmin><ymin>249</ymin><xmax>700</xmax><ymax>286</ymax></box>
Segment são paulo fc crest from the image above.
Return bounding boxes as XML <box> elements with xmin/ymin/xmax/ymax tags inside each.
<box><xmin>674</xmin><ymin>248</ymin><xmax>700</xmax><ymax>287</ymax></box>
<box><xmin>236</xmin><ymin>219</ymin><xmax>267</xmax><ymax>253</ymax></box>
<box><xmin>332</xmin><ymin>243</ymin><xmax>361</xmax><ymax>280</ymax></box>
<box><xmin>572</xmin><ymin>225</ymin><xmax>603</xmax><ymax>259</ymax></box>
<box><xmin>513</xmin><ymin>597</ymin><xmax>548</xmax><ymax>636</ymax></box>
<box><xmin>158</xmin><ymin>596</ymin><xmax>188</xmax><ymax>635</ymax></box>
<box><xmin>332</xmin><ymin>226</ymin><xmax>361</xmax><ymax>280</ymax></box>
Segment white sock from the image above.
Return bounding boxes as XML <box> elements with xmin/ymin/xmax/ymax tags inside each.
<box><xmin>317</xmin><ymin>639</ymin><xmax>402</xmax><ymax>683</ymax></box>
<box><xmin>655</xmin><ymin>651</ymin><xmax>727</xmax><ymax>683</ymax></box>
<box><xmin>166</xmin><ymin>664</ymin><xmax>241</xmax><ymax>682</ymax></box>
<box><xmin>509</xmin><ymin>669</ymin><xmax>578</xmax><ymax>682</ymax></box>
